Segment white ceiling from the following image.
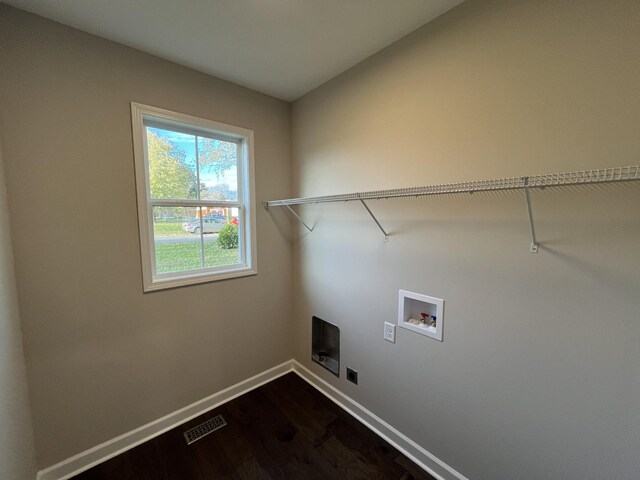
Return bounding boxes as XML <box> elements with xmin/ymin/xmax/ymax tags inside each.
<box><xmin>4</xmin><ymin>0</ymin><xmax>464</xmax><ymax>101</ymax></box>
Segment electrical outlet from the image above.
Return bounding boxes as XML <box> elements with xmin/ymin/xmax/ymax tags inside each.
<box><xmin>384</xmin><ymin>322</ymin><xmax>396</xmax><ymax>343</ymax></box>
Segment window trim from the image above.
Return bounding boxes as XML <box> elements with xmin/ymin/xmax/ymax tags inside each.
<box><xmin>131</xmin><ymin>102</ymin><xmax>257</xmax><ymax>292</ymax></box>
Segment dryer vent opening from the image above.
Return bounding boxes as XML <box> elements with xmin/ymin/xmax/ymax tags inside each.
<box><xmin>312</xmin><ymin>316</ymin><xmax>340</xmax><ymax>376</ymax></box>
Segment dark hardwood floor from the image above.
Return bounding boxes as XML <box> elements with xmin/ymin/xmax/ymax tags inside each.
<box><xmin>74</xmin><ymin>373</ymin><xmax>435</xmax><ymax>480</ymax></box>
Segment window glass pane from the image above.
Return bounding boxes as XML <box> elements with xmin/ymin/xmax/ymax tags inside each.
<box><xmin>152</xmin><ymin>206</ymin><xmax>241</xmax><ymax>275</ymax></box>
<box><xmin>204</xmin><ymin>207</ymin><xmax>241</xmax><ymax>268</ymax></box>
<box><xmin>146</xmin><ymin>127</ymin><xmax>198</xmax><ymax>200</ymax></box>
<box><xmin>197</xmin><ymin>137</ymin><xmax>238</xmax><ymax>201</ymax></box>
<box><xmin>153</xmin><ymin>206</ymin><xmax>203</xmax><ymax>274</ymax></box>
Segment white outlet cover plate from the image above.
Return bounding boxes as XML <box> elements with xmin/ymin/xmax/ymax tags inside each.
<box><xmin>384</xmin><ymin>322</ymin><xmax>396</xmax><ymax>343</ymax></box>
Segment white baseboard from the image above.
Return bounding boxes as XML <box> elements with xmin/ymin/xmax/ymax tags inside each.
<box><xmin>37</xmin><ymin>359</ymin><xmax>466</xmax><ymax>480</ymax></box>
<box><xmin>36</xmin><ymin>360</ymin><xmax>294</xmax><ymax>480</ymax></box>
<box><xmin>291</xmin><ymin>360</ymin><xmax>469</xmax><ymax>480</ymax></box>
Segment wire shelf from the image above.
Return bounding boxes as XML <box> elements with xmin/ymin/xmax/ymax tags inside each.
<box><xmin>266</xmin><ymin>165</ymin><xmax>639</xmax><ymax>207</ymax></box>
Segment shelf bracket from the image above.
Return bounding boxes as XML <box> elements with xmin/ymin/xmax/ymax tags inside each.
<box><xmin>285</xmin><ymin>205</ymin><xmax>313</xmax><ymax>232</ymax></box>
<box><xmin>523</xmin><ymin>177</ymin><xmax>539</xmax><ymax>253</ymax></box>
<box><xmin>360</xmin><ymin>199</ymin><xmax>388</xmax><ymax>242</ymax></box>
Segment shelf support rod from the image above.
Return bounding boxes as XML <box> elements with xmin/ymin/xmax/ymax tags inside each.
<box><xmin>360</xmin><ymin>199</ymin><xmax>388</xmax><ymax>242</ymax></box>
<box><xmin>523</xmin><ymin>177</ymin><xmax>539</xmax><ymax>253</ymax></box>
<box><xmin>285</xmin><ymin>205</ymin><xmax>313</xmax><ymax>232</ymax></box>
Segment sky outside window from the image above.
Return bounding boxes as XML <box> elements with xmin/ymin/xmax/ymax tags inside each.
<box><xmin>148</xmin><ymin>127</ymin><xmax>238</xmax><ymax>201</ymax></box>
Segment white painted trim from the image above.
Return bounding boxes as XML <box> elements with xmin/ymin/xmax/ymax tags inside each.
<box><xmin>291</xmin><ymin>360</ymin><xmax>469</xmax><ymax>480</ymax></box>
<box><xmin>37</xmin><ymin>359</ymin><xmax>466</xmax><ymax>480</ymax></box>
<box><xmin>36</xmin><ymin>361</ymin><xmax>293</xmax><ymax>480</ymax></box>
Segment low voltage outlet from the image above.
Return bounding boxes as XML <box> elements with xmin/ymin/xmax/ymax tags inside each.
<box><xmin>346</xmin><ymin>367</ymin><xmax>358</xmax><ymax>385</ymax></box>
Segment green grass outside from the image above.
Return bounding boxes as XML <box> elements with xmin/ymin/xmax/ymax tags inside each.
<box><xmin>153</xmin><ymin>222</ymin><xmax>185</xmax><ymax>236</ymax></box>
<box><xmin>155</xmin><ymin>240</ymin><xmax>239</xmax><ymax>274</ymax></box>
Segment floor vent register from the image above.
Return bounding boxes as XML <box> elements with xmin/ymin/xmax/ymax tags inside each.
<box><xmin>183</xmin><ymin>414</ymin><xmax>227</xmax><ymax>445</ymax></box>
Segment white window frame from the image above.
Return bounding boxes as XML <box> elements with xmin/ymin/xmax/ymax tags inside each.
<box><xmin>131</xmin><ymin>103</ymin><xmax>257</xmax><ymax>291</ymax></box>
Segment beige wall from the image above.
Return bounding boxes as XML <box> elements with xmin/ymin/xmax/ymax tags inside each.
<box><xmin>0</xmin><ymin>139</ymin><xmax>37</xmax><ymax>479</ymax></box>
<box><xmin>292</xmin><ymin>1</ymin><xmax>640</xmax><ymax>479</ymax></box>
<box><xmin>0</xmin><ymin>5</ymin><xmax>293</xmax><ymax>468</ymax></box>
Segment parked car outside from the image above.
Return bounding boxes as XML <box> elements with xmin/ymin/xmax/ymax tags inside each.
<box><xmin>206</xmin><ymin>213</ymin><xmax>227</xmax><ymax>223</ymax></box>
<box><xmin>182</xmin><ymin>216</ymin><xmax>226</xmax><ymax>234</ymax></box>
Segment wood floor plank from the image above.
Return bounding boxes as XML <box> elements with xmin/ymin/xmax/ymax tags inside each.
<box><xmin>74</xmin><ymin>373</ymin><xmax>434</xmax><ymax>480</ymax></box>
<box><xmin>325</xmin><ymin>409</ymin><xmax>422</xmax><ymax>479</ymax></box>
<box><xmin>234</xmin><ymin>456</ymin><xmax>274</xmax><ymax>480</ymax></box>
<box><xmin>317</xmin><ymin>434</ymin><xmax>387</xmax><ymax>480</ymax></box>
<box><xmin>269</xmin><ymin>373</ymin><xmax>341</xmax><ymax>427</ymax></box>
<box><xmin>225</xmin><ymin>388</ymin><xmax>343</xmax><ymax>480</ymax></box>
<box><xmin>262</xmin><ymin>377</ymin><xmax>333</xmax><ymax>446</ymax></box>
<box><xmin>394</xmin><ymin>454</ymin><xmax>439</xmax><ymax>480</ymax></box>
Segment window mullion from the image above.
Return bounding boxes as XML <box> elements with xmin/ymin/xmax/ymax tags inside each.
<box><xmin>195</xmin><ymin>137</ymin><xmax>206</xmax><ymax>269</ymax></box>
<box><xmin>198</xmin><ymin>208</ymin><xmax>205</xmax><ymax>268</ymax></box>
<box><xmin>195</xmin><ymin>135</ymin><xmax>201</xmax><ymax>201</ymax></box>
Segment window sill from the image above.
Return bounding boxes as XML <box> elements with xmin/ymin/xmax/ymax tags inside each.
<box><xmin>144</xmin><ymin>266</ymin><xmax>257</xmax><ymax>292</ymax></box>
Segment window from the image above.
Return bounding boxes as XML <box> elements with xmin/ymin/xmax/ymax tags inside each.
<box><xmin>131</xmin><ymin>103</ymin><xmax>256</xmax><ymax>291</ymax></box>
